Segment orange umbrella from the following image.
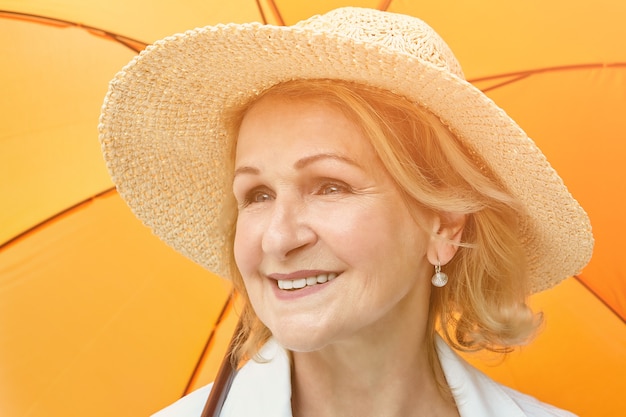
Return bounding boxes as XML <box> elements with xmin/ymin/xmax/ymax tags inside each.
<box><xmin>1</xmin><ymin>1</ymin><xmax>624</xmax><ymax>416</ymax></box>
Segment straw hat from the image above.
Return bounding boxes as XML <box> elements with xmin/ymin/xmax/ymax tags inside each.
<box><xmin>99</xmin><ymin>7</ymin><xmax>593</xmax><ymax>292</ymax></box>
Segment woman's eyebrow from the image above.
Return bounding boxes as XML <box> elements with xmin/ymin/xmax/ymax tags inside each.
<box><xmin>294</xmin><ymin>153</ymin><xmax>362</xmax><ymax>170</ymax></box>
<box><xmin>234</xmin><ymin>153</ymin><xmax>362</xmax><ymax>179</ymax></box>
<box><xmin>233</xmin><ymin>166</ymin><xmax>259</xmax><ymax>178</ymax></box>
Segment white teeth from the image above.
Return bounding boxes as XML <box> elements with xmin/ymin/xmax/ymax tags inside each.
<box><xmin>293</xmin><ymin>278</ymin><xmax>306</xmax><ymax>289</ymax></box>
<box><xmin>277</xmin><ymin>273</ymin><xmax>338</xmax><ymax>290</ymax></box>
<box><xmin>280</xmin><ymin>279</ymin><xmax>294</xmax><ymax>290</ymax></box>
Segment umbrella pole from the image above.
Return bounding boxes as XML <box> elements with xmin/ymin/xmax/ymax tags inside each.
<box><xmin>200</xmin><ymin>318</ymin><xmax>242</xmax><ymax>417</ymax></box>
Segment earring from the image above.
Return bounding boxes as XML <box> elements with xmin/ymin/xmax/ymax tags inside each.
<box><xmin>431</xmin><ymin>262</ymin><xmax>448</xmax><ymax>287</ymax></box>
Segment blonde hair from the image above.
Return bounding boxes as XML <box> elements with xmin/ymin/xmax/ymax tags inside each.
<box><xmin>222</xmin><ymin>79</ymin><xmax>541</xmax><ymax>366</ymax></box>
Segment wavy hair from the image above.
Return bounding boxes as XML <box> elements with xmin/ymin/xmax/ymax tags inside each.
<box><xmin>221</xmin><ymin>79</ymin><xmax>541</xmax><ymax>366</ymax></box>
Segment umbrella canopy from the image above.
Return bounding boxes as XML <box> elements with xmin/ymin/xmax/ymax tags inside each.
<box><xmin>1</xmin><ymin>1</ymin><xmax>624</xmax><ymax>416</ymax></box>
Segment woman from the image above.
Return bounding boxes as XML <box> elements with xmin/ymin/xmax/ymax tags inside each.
<box><xmin>99</xmin><ymin>7</ymin><xmax>593</xmax><ymax>417</ymax></box>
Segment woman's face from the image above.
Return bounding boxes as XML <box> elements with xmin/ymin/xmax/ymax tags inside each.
<box><xmin>232</xmin><ymin>95</ymin><xmax>434</xmax><ymax>352</ymax></box>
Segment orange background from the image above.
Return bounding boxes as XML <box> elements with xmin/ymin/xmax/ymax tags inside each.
<box><xmin>1</xmin><ymin>1</ymin><xmax>625</xmax><ymax>416</ymax></box>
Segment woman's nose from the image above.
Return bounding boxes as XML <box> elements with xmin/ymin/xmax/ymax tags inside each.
<box><xmin>261</xmin><ymin>197</ymin><xmax>316</xmax><ymax>260</ymax></box>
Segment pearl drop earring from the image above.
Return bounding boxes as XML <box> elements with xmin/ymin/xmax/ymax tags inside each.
<box><xmin>431</xmin><ymin>262</ymin><xmax>448</xmax><ymax>287</ymax></box>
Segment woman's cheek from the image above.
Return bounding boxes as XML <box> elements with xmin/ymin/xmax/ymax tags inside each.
<box><xmin>233</xmin><ymin>215</ymin><xmax>257</xmax><ymax>275</ymax></box>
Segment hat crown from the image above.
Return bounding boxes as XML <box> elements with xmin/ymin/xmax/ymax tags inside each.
<box><xmin>296</xmin><ymin>7</ymin><xmax>464</xmax><ymax>79</ymax></box>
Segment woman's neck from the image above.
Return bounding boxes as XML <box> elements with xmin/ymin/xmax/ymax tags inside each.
<box><xmin>290</xmin><ymin>325</ymin><xmax>459</xmax><ymax>417</ymax></box>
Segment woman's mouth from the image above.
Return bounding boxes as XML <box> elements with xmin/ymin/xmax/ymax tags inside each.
<box><xmin>277</xmin><ymin>272</ymin><xmax>338</xmax><ymax>290</ymax></box>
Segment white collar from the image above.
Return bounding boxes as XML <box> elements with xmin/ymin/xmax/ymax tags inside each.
<box><xmin>218</xmin><ymin>336</ymin><xmax>530</xmax><ymax>417</ymax></box>
<box><xmin>435</xmin><ymin>336</ymin><xmax>528</xmax><ymax>417</ymax></box>
<box><xmin>220</xmin><ymin>339</ymin><xmax>293</xmax><ymax>416</ymax></box>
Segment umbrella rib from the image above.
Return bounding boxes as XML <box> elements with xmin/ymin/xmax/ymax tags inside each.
<box><xmin>377</xmin><ymin>0</ymin><xmax>394</xmax><ymax>11</ymax></box>
<box><xmin>254</xmin><ymin>0</ymin><xmax>268</xmax><ymax>25</ymax></box>
<box><xmin>0</xmin><ymin>10</ymin><xmax>148</xmax><ymax>52</ymax></box>
<box><xmin>469</xmin><ymin>62</ymin><xmax>626</xmax><ymax>92</ymax></box>
<box><xmin>265</xmin><ymin>0</ymin><xmax>285</xmax><ymax>25</ymax></box>
<box><xmin>574</xmin><ymin>275</ymin><xmax>626</xmax><ymax>324</ymax></box>
<box><xmin>0</xmin><ymin>187</ymin><xmax>117</xmax><ymax>252</ymax></box>
<box><xmin>478</xmin><ymin>73</ymin><xmax>532</xmax><ymax>93</ymax></box>
<box><xmin>184</xmin><ymin>291</ymin><xmax>237</xmax><ymax>396</ymax></box>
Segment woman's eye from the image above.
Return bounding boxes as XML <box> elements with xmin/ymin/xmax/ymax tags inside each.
<box><xmin>318</xmin><ymin>182</ymin><xmax>350</xmax><ymax>195</ymax></box>
<box><xmin>240</xmin><ymin>188</ymin><xmax>274</xmax><ymax>206</ymax></box>
<box><xmin>253</xmin><ymin>191</ymin><xmax>273</xmax><ymax>202</ymax></box>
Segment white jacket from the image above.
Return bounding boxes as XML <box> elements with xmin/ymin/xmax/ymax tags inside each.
<box><xmin>153</xmin><ymin>337</ymin><xmax>576</xmax><ymax>417</ymax></box>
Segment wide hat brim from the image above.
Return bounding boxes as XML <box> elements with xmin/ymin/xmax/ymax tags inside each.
<box><xmin>99</xmin><ymin>7</ymin><xmax>593</xmax><ymax>293</ymax></box>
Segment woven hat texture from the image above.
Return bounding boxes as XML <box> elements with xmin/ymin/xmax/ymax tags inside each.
<box><xmin>99</xmin><ymin>7</ymin><xmax>593</xmax><ymax>292</ymax></box>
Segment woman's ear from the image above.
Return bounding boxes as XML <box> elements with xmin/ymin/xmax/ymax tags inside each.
<box><xmin>426</xmin><ymin>212</ymin><xmax>467</xmax><ymax>266</ymax></box>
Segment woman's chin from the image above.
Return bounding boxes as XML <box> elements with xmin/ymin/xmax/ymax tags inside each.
<box><xmin>269</xmin><ymin>326</ymin><xmax>332</xmax><ymax>353</ymax></box>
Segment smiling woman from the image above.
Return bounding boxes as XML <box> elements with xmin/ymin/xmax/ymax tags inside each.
<box><xmin>98</xmin><ymin>7</ymin><xmax>593</xmax><ymax>417</ymax></box>
<box><xmin>233</xmin><ymin>90</ymin><xmax>438</xmax><ymax>358</ymax></box>
<box><xmin>225</xmin><ymin>79</ymin><xmax>534</xmax><ymax>370</ymax></box>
